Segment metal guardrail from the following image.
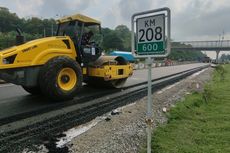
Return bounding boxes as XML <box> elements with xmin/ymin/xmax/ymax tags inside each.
<box><xmin>172</xmin><ymin>40</ymin><xmax>230</xmax><ymax>51</ymax></box>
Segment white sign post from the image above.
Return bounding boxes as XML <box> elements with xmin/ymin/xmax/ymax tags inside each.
<box><xmin>131</xmin><ymin>8</ymin><xmax>171</xmax><ymax>153</ymax></box>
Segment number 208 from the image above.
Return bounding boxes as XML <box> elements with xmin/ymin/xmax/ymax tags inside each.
<box><xmin>139</xmin><ymin>26</ymin><xmax>162</xmax><ymax>42</ymax></box>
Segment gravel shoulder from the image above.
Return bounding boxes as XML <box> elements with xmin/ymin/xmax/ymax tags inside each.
<box><xmin>65</xmin><ymin>67</ymin><xmax>213</xmax><ymax>153</ymax></box>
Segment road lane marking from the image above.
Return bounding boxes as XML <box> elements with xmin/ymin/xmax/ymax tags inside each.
<box><xmin>56</xmin><ymin>102</ymin><xmax>137</xmax><ymax>148</ymax></box>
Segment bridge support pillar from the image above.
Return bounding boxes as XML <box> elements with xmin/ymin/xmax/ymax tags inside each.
<box><xmin>216</xmin><ymin>50</ymin><xmax>220</xmax><ymax>64</ymax></box>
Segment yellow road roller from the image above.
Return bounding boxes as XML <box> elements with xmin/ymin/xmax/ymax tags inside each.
<box><xmin>0</xmin><ymin>14</ymin><xmax>133</xmax><ymax>101</ymax></box>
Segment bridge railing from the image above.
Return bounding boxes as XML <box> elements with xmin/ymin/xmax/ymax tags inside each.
<box><xmin>172</xmin><ymin>40</ymin><xmax>230</xmax><ymax>49</ymax></box>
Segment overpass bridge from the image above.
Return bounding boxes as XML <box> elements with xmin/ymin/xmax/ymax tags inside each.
<box><xmin>171</xmin><ymin>40</ymin><xmax>230</xmax><ymax>62</ymax></box>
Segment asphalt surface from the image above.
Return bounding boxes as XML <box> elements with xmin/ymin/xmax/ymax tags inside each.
<box><xmin>0</xmin><ymin>63</ymin><xmax>208</xmax><ymax>122</ymax></box>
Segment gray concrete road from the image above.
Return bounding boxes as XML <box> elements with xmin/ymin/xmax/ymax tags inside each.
<box><xmin>0</xmin><ymin>63</ymin><xmax>209</xmax><ymax>121</ymax></box>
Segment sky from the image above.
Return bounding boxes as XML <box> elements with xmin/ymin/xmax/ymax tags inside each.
<box><xmin>1</xmin><ymin>0</ymin><xmax>230</xmax><ymax>58</ymax></box>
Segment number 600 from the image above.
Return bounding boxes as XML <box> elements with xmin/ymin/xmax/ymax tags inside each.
<box><xmin>142</xmin><ymin>43</ymin><xmax>158</xmax><ymax>51</ymax></box>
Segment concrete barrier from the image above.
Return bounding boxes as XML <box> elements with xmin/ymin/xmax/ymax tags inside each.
<box><xmin>133</xmin><ymin>61</ymin><xmax>200</xmax><ymax>70</ymax></box>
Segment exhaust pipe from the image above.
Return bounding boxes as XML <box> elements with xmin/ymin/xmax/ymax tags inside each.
<box><xmin>15</xmin><ymin>27</ymin><xmax>25</xmax><ymax>45</ymax></box>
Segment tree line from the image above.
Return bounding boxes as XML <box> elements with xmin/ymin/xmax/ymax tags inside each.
<box><xmin>0</xmin><ymin>6</ymin><xmax>204</xmax><ymax>61</ymax></box>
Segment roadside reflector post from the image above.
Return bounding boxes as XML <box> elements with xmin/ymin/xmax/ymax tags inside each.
<box><xmin>131</xmin><ymin>7</ymin><xmax>171</xmax><ymax>153</ymax></box>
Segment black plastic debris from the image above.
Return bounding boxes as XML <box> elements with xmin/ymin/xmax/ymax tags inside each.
<box><xmin>105</xmin><ymin>117</ymin><xmax>111</xmax><ymax>121</ymax></box>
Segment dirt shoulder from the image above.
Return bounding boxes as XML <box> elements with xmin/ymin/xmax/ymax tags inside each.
<box><xmin>67</xmin><ymin>67</ymin><xmax>213</xmax><ymax>153</ymax></box>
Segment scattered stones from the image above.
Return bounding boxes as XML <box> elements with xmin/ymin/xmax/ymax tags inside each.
<box><xmin>162</xmin><ymin>107</ymin><xmax>167</xmax><ymax>113</ymax></box>
<box><xmin>111</xmin><ymin>109</ymin><xmax>121</xmax><ymax>115</ymax></box>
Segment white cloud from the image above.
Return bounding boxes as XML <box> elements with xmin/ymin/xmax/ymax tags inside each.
<box><xmin>0</xmin><ymin>0</ymin><xmax>43</xmax><ymax>17</ymax></box>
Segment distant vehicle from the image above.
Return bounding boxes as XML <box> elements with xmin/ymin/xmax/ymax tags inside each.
<box><xmin>109</xmin><ymin>51</ymin><xmax>135</xmax><ymax>63</ymax></box>
<box><xmin>202</xmin><ymin>56</ymin><xmax>211</xmax><ymax>63</ymax></box>
<box><xmin>164</xmin><ymin>58</ymin><xmax>173</xmax><ymax>66</ymax></box>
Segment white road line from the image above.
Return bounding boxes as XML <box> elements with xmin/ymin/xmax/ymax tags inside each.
<box><xmin>56</xmin><ymin>102</ymin><xmax>137</xmax><ymax>148</ymax></box>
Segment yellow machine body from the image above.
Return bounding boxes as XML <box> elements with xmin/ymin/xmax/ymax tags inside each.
<box><xmin>88</xmin><ymin>65</ymin><xmax>132</xmax><ymax>80</ymax></box>
<box><xmin>0</xmin><ymin>38</ymin><xmax>132</xmax><ymax>81</ymax></box>
<box><xmin>0</xmin><ymin>36</ymin><xmax>76</xmax><ymax>69</ymax></box>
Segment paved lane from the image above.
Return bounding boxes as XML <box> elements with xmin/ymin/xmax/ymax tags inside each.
<box><xmin>0</xmin><ymin>63</ymin><xmax>209</xmax><ymax>121</ymax></box>
<box><xmin>0</xmin><ymin>84</ymin><xmax>28</xmax><ymax>100</ymax></box>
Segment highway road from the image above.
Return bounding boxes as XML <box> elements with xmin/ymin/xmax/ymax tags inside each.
<box><xmin>0</xmin><ymin>63</ymin><xmax>209</xmax><ymax>122</ymax></box>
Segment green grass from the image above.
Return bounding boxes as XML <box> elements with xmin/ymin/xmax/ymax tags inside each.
<box><xmin>151</xmin><ymin>65</ymin><xmax>230</xmax><ymax>153</ymax></box>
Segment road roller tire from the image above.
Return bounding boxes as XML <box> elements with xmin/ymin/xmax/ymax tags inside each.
<box><xmin>85</xmin><ymin>56</ymin><xmax>129</xmax><ymax>88</ymax></box>
<box><xmin>39</xmin><ymin>56</ymin><xmax>82</xmax><ymax>101</ymax></box>
<box><xmin>22</xmin><ymin>86</ymin><xmax>41</xmax><ymax>95</ymax></box>
<box><xmin>107</xmin><ymin>78</ymin><xmax>127</xmax><ymax>88</ymax></box>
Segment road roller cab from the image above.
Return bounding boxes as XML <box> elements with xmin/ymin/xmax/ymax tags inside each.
<box><xmin>0</xmin><ymin>14</ymin><xmax>133</xmax><ymax>101</ymax></box>
<box><xmin>56</xmin><ymin>14</ymin><xmax>103</xmax><ymax>65</ymax></box>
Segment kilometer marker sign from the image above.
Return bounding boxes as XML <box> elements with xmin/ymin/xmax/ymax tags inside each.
<box><xmin>131</xmin><ymin>8</ymin><xmax>171</xmax><ymax>153</ymax></box>
<box><xmin>136</xmin><ymin>14</ymin><xmax>165</xmax><ymax>55</ymax></box>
